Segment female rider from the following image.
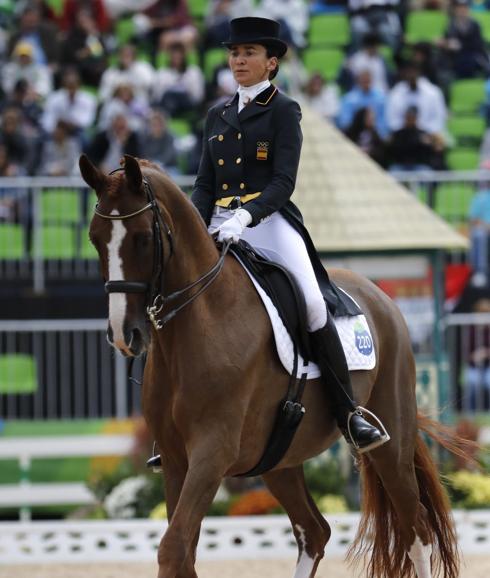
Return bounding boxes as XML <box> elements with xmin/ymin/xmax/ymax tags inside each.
<box><xmin>190</xmin><ymin>17</ymin><xmax>389</xmax><ymax>453</ymax></box>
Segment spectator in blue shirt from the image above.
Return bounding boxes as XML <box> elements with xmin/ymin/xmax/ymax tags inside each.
<box><xmin>468</xmin><ymin>186</ymin><xmax>490</xmax><ymax>286</ymax></box>
<box><xmin>337</xmin><ymin>69</ymin><xmax>387</xmax><ymax>138</ymax></box>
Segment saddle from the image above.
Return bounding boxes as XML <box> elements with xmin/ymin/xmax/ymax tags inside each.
<box><xmin>230</xmin><ymin>240</ymin><xmax>360</xmax><ymax>477</ymax></box>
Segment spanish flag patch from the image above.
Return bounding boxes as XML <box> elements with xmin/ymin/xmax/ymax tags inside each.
<box><xmin>256</xmin><ymin>141</ymin><xmax>269</xmax><ymax>161</ymax></box>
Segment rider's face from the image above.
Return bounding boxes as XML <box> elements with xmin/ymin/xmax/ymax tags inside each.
<box><xmin>228</xmin><ymin>44</ymin><xmax>277</xmax><ymax>87</ymax></box>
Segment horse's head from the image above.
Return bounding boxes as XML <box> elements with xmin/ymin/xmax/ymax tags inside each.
<box><xmin>79</xmin><ymin>154</ymin><xmax>164</xmax><ymax>357</ymax></box>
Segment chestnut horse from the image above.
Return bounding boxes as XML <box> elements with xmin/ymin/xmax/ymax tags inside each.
<box><xmin>80</xmin><ymin>154</ymin><xmax>460</xmax><ymax>578</ymax></box>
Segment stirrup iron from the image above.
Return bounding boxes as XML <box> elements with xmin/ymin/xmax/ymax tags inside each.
<box><xmin>346</xmin><ymin>406</ymin><xmax>390</xmax><ymax>454</ymax></box>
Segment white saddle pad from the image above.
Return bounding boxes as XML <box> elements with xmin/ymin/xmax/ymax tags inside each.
<box><xmin>238</xmin><ymin>261</ymin><xmax>376</xmax><ymax>380</ymax></box>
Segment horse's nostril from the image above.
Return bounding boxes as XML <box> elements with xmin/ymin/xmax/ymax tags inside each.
<box><xmin>107</xmin><ymin>324</ymin><xmax>114</xmax><ymax>343</ymax></box>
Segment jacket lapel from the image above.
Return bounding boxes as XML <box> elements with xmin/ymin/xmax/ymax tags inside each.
<box><xmin>220</xmin><ymin>94</ymin><xmax>241</xmax><ymax>131</ymax></box>
<box><xmin>239</xmin><ymin>85</ymin><xmax>278</xmax><ymax>123</ymax></box>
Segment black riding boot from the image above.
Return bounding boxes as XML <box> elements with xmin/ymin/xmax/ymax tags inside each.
<box><xmin>310</xmin><ymin>314</ymin><xmax>389</xmax><ymax>453</ymax></box>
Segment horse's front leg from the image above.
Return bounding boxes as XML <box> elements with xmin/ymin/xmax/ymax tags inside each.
<box><xmin>157</xmin><ymin>443</ymin><xmax>232</xmax><ymax>578</ymax></box>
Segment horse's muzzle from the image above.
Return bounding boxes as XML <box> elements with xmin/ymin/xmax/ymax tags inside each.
<box><xmin>107</xmin><ymin>322</ymin><xmax>150</xmax><ymax>357</ymax></box>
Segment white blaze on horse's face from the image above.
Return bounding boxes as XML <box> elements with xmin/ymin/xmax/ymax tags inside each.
<box><xmin>107</xmin><ymin>211</ymin><xmax>131</xmax><ymax>355</ymax></box>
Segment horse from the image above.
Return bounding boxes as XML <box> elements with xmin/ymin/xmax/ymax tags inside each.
<box><xmin>79</xmin><ymin>153</ymin><xmax>461</xmax><ymax>578</ymax></box>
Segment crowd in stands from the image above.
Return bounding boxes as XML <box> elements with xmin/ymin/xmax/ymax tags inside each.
<box><xmin>1</xmin><ymin>1</ymin><xmax>490</xmax><ymax>201</ymax></box>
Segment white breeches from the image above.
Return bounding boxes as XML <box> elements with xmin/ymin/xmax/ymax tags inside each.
<box><xmin>209</xmin><ymin>209</ymin><xmax>327</xmax><ymax>331</ymax></box>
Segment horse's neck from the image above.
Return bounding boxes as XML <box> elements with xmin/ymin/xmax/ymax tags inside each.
<box><xmin>150</xmin><ymin>172</ymin><xmax>220</xmax><ymax>294</ymax></box>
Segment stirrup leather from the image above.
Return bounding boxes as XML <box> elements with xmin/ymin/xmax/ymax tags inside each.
<box><xmin>346</xmin><ymin>406</ymin><xmax>390</xmax><ymax>454</ymax></box>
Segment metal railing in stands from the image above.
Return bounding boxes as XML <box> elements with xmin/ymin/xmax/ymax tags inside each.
<box><xmin>0</xmin><ymin>171</ymin><xmax>487</xmax><ymax>289</ymax></box>
<box><xmin>444</xmin><ymin>312</ymin><xmax>490</xmax><ymax>415</ymax></box>
<box><xmin>0</xmin><ymin>319</ymin><xmax>144</xmax><ymax>420</ymax></box>
<box><xmin>0</xmin><ymin>176</ymin><xmax>194</xmax><ymax>292</ymax></box>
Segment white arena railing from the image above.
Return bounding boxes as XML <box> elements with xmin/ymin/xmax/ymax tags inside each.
<box><xmin>0</xmin><ymin>510</ymin><xmax>488</xmax><ymax>564</ymax></box>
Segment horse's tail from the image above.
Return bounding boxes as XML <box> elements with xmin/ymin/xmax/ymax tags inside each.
<box><xmin>348</xmin><ymin>413</ymin><xmax>475</xmax><ymax>578</ymax></box>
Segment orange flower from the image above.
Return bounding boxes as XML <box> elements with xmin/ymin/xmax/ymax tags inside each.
<box><xmin>228</xmin><ymin>489</ymin><xmax>280</xmax><ymax>516</ymax></box>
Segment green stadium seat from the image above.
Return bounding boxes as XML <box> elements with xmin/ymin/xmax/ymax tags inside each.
<box><xmin>80</xmin><ymin>226</ymin><xmax>98</xmax><ymax>259</ymax></box>
<box><xmin>447</xmin><ymin>115</ymin><xmax>486</xmax><ymax>147</ymax></box>
<box><xmin>405</xmin><ymin>10</ymin><xmax>448</xmax><ymax>43</ymax></box>
<box><xmin>308</xmin><ymin>13</ymin><xmax>349</xmax><ymax>47</ymax></box>
<box><xmin>450</xmin><ymin>79</ymin><xmax>485</xmax><ymax>115</ymax></box>
<box><xmin>0</xmin><ymin>224</ymin><xmax>25</xmax><ymax>259</ymax></box>
<box><xmin>34</xmin><ymin>225</ymin><xmax>77</xmax><ymax>259</ymax></box>
<box><xmin>472</xmin><ymin>11</ymin><xmax>490</xmax><ymax>43</ymax></box>
<box><xmin>40</xmin><ymin>189</ymin><xmax>81</xmax><ymax>224</ymax></box>
<box><xmin>303</xmin><ymin>47</ymin><xmax>344</xmax><ymax>80</ymax></box>
<box><xmin>0</xmin><ymin>354</ymin><xmax>37</xmax><ymax>394</ymax></box>
<box><xmin>188</xmin><ymin>0</ymin><xmax>207</xmax><ymax>19</ymax></box>
<box><xmin>446</xmin><ymin>148</ymin><xmax>480</xmax><ymax>170</ymax></box>
<box><xmin>115</xmin><ymin>17</ymin><xmax>135</xmax><ymax>46</ymax></box>
<box><xmin>435</xmin><ymin>182</ymin><xmax>476</xmax><ymax>220</ymax></box>
<box><xmin>204</xmin><ymin>47</ymin><xmax>228</xmax><ymax>80</ymax></box>
<box><xmin>167</xmin><ymin>118</ymin><xmax>192</xmax><ymax>137</ymax></box>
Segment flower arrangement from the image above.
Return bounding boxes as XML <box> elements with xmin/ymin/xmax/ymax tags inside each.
<box><xmin>446</xmin><ymin>470</ymin><xmax>490</xmax><ymax>509</ymax></box>
<box><xmin>227</xmin><ymin>489</ymin><xmax>282</xmax><ymax>516</ymax></box>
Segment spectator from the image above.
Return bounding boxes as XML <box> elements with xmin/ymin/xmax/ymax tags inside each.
<box><xmin>337</xmin><ymin>69</ymin><xmax>387</xmax><ymax>137</ymax></box>
<box><xmin>0</xmin><ymin>143</ymin><xmax>26</xmax><ymax>222</ymax></box>
<box><xmin>203</xmin><ymin>0</ymin><xmax>253</xmax><ymax>49</ymax></box>
<box><xmin>59</xmin><ymin>7</ymin><xmax>107</xmax><ymax>87</ymax></box>
<box><xmin>462</xmin><ymin>298</ymin><xmax>490</xmax><ymax>410</ymax></box>
<box><xmin>37</xmin><ymin>119</ymin><xmax>81</xmax><ymax>176</ymax></box>
<box><xmin>140</xmin><ymin>109</ymin><xmax>179</xmax><ymax>174</ymax></box>
<box><xmin>41</xmin><ymin>68</ymin><xmax>97</xmax><ymax>140</ymax></box>
<box><xmin>345</xmin><ymin>106</ymin><xmax>386</xmax><ymax>166</ymax></box>
<box><xmin>133</xmin><ymin>0</ymin><xmax>199</xmax><ymax>58</ymax></box>
<box><xmin>1</xmin><ymin>79</ymin><xmax>43</xmax><ymax>133</ymax></box>
<box><xmin>302</xmin><ymin>72</ymin><xmax>340</xmax><ymax>121</ymax></box>
<box><xmin>7</xmin><ymin>5</ymin><xmax>60</xmax><ymax>68</ymax></box>
<box><xmin>468</xmin><ymin>185</ymin><xmax>490</xmax><ymax>287</ymax></box>
<box><xmin>152</xmin><ymin>42</ymin><xmax>205</xmax><ymax>116</ymax></box>
<box><xmin>206</xmin><ymin>62</ymin><xmax>237</xmax><ymax>107</ymax></box>
<box><xmin>255</xmin><ymin>0</ymin><xmax>309</xmax><ymax>49</ymax></box>
<box><xmin>99</xmin><ymin>43</ymin><xmax>156</xmax><ymax>104</ymax></box>
<box><xmin>2</xmin><ymin>41</ymin><xmax>52</xmax><ymax>100</ymax></box>
<box><xmin>347</xmin><ymin>0</ymin><xmax>402</xmax><ymax>52</ymax></box>
<box><xmin>386</xmin><ymin>61</ymin><xmax>447</xmax><ymax>137</ymax></box>
<box><xmin>340</xmin><ymin>33</ymin><xmax>390</xmax><ymax>94</ymax></box>
<box><xmin>387</xmin><ymin>106</ymin><xmax>445</xmax><ymax>171</ymax></box>
<box><xmin>0</xmin><ymin>107</ymin><xmax>34</xmax><ymax>174</ymax></box>
<box><xmin>437</xmin><ymin>0</ymin><xmax>490</xmax><ymax>80</ymax></box>
<box><xmin>59</xmin><ymin>0</ymin><xmax>111</xmax><ymax>34</ymax></box>
<box><xmin>85</xmin><ymin>113</ymin><xmax>141</xmax><ymax>173</ymax></box>
<box><xmin>98</xmin><ymin>82</ymin><xmax>150</xmax><ymax>132</ymax></box>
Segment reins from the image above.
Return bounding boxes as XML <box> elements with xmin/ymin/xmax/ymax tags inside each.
<box><xmin>94</xmin><ymin>168</ymin><xmax>230</xmax><ymax>330</ymax></box>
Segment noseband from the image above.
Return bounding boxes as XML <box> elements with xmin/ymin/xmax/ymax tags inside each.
<box><xmin>94</xmin><ymin>169</ymin><xmax>229</xmax><ymax>330</ymax></box>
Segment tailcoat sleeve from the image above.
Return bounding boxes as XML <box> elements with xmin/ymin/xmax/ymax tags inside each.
<box><xmin>191</xmin><ymin>110</ymin><xmax>217</xmax><ymax>225</ymax></box>
<box><xmin>245</xmin><ymin>99</ymin><xmax>303</xmax><ymax>226</ymax></box>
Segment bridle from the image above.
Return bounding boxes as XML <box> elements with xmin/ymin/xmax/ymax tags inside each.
<box><xmin>94</xmin><ymin>169</ymin><xmax>230</xmax><ymax>330</ymax></box>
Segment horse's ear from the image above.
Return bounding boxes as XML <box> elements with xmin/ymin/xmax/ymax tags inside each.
<box><xmin>123</xmin><ymin>155</ymin><xmax>143</xmax><ymax>193</ymax></box>
<box><xmin>79</xmin><ymin>154</ymin><xmax>107</xmax><ymax>196</ymax></box>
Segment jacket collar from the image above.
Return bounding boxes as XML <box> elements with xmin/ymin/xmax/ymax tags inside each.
<box><xmin>221</xmin><ymin>84</ymin><xmax>278</xmax><ymax>128</ymax></box>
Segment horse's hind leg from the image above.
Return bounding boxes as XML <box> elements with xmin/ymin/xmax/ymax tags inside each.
<box><xmin>263</xmin><ymin>466</ymin><xmax>331</xmax><ymax>578</ymax></box>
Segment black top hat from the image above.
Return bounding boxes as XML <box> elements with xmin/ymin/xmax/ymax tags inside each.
<box><xmin>222</xmin><ymin>17</ymin><xmax>288</xmax><ymax>58</ymax></box>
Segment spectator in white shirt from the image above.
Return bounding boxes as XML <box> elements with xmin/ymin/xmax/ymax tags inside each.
<box><xmin>41</xmin><ymin>68</ymin><xmax>97</xmax><ymax>140</ymax></box>
<box><xmin>255</xmin><ymin>0</ymin><xmax>309</xmax><ymax>49</ymax></box>
<box><xmin>2</xmin><ymin>41</ymin><xmax>52</xmax><ymax>100</ymax></box>
<box><xmin>99</xmin><ymin>43</ymin><xmax>156</xmax><ymax>105</ymax></box>
<box><xmin>386</xmin><ymin>61</ymin><xmax>447</xmax><ymax>137</ymax></box>
<box><xmin>302</xmin><ymin>72</ymin><xmax>340</xmax><ymax>121</ymax></box>
<box><xmin>348</xmin><ymin>0</ymin><xmax>402</xmax><ymax>52</ymax></box>
<box><xmin>152</xmin><ymin>42</ymin><xmax>205</xmax><ymax>116</ymax></box>
<box><xmin>343</xmin><ymin>33</ymin><xmax>390</xmax><ymax>94</ymax></box>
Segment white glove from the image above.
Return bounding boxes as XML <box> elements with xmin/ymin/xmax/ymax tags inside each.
<box><xmin>216</xmin><ymin>208</ymin><xmax>252</xmax><ymax>243</ymax></box>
